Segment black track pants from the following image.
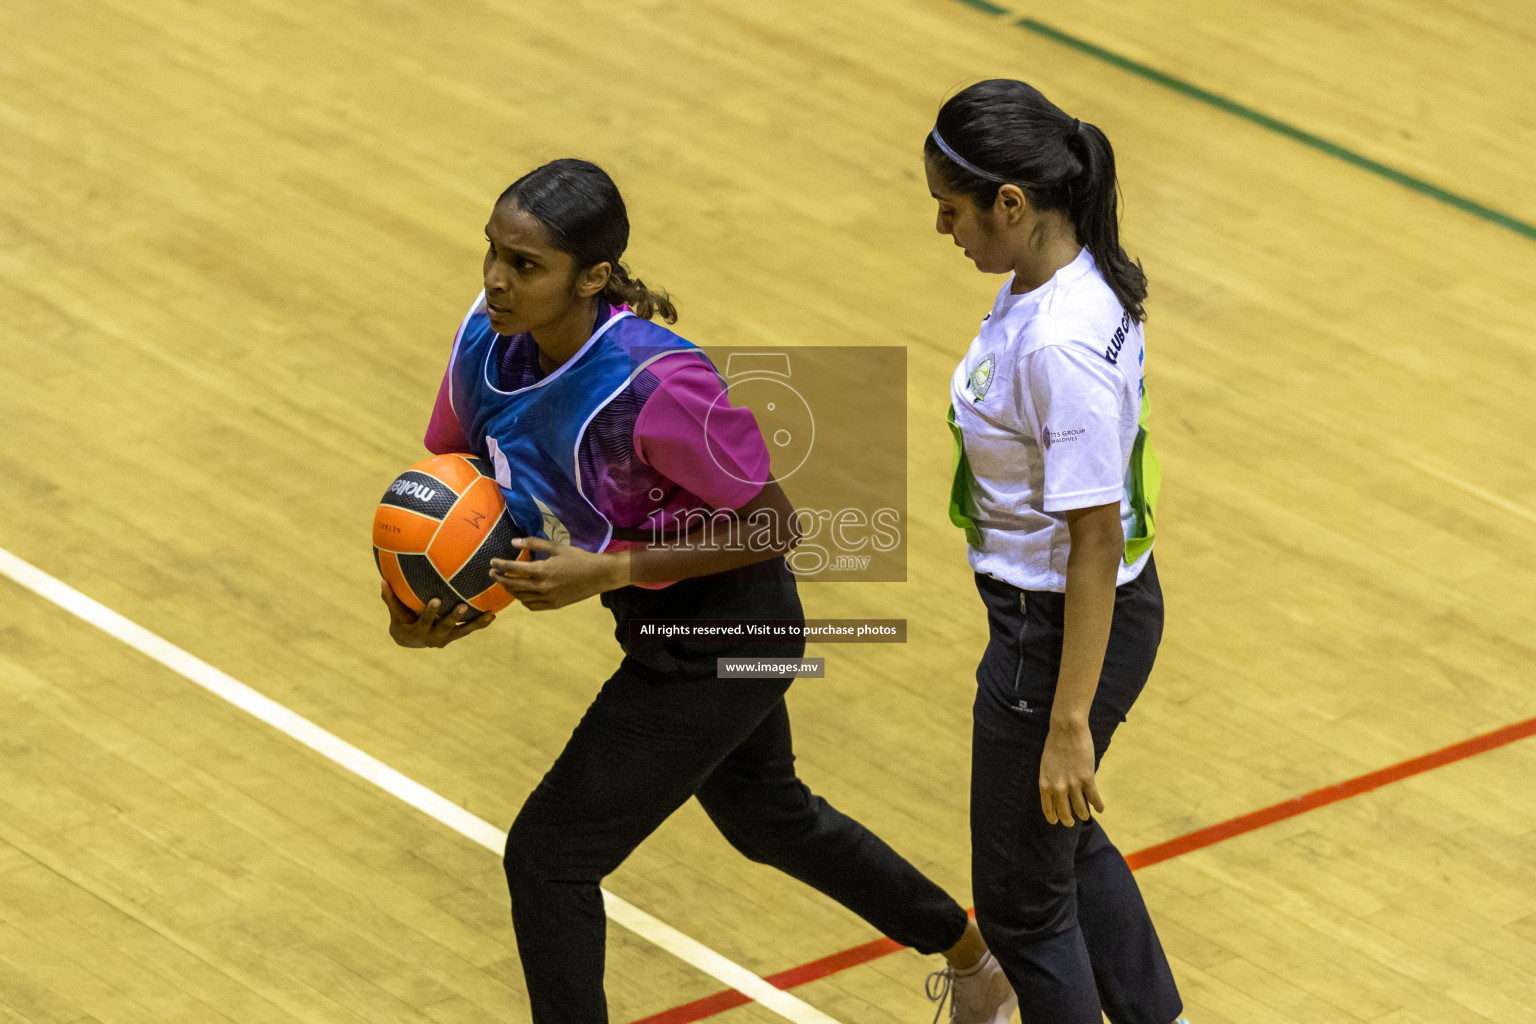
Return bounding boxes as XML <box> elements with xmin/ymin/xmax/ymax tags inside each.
<box><xmin>505</xmin><ymin>558</ymin><xmax>969</xmax><ymax>1023</ymax></box>
<box><xmin>970</xmin><ymin>556</ymin><xmax>1182</xmax><ymax>1024</ymax></box>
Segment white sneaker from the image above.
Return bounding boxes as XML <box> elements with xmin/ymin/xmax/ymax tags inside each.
<box><xmin>925</xmin><ymin>950</ymin><xmax>1018</xmax><ymax>1024</ymax></box>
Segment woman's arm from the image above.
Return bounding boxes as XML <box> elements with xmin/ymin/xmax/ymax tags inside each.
<box><xmin>610</xmin><ymin>477</ymin><xmax>800</xmax><ymax>585</ymax></box>
<box><xmin>381</xmin><ymin>347</ymin><xmax>488</xmax><ymax>648</ymax></box>
<box><xmin>492</xmin><ymin>352</ymin><xmax>802</xmax><ymax>610</ymax></box>
<box><xmin>1038</xmin><ymin>499</ymin><xmax>1122</xmax><ymax>825</ymax></box>
<box><xmin>489</xmin><ymin>478</ymin><xmax>800</xmax><ymax>611</ymax></box>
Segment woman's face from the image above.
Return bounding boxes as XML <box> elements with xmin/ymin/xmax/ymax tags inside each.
<box><xmin>925</xmin><ymin>158</ymin><xmax>1019</xmax><ymax>275</ymax></box>
<box><xmin>482</xmin><ymin>202</ymin><xmax>594</xmax><ymax>336</ymax></box>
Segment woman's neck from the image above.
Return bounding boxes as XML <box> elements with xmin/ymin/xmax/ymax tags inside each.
<box><xmin>1009</xmin><ymin>220</ymin><xmax>1083</xmax><ymax>295</ymax></box>
<box><xmin>530</xmin><ymin>297</ymin><xmax>604</xmax><ymax>376</ymax></box>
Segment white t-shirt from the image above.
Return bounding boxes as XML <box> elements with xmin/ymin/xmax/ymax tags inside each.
<box><xmin>948</xmin><ymin>248</ymin><xmax>1152</xmax><ymax>592</ymax></box>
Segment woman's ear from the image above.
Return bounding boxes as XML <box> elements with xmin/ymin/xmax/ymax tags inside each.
<box><xmin>993</xmin><ymin>184</ymin><xmax>1029</xmax><ymax>226</ymax></box>
<box><xmin>576</xmin><ymin>261</ymin><xmax>612</xmax><ymax>298</ymax></box>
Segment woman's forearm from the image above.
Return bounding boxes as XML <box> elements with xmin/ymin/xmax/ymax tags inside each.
<box><xmin>604</xmin><ymin>482</ymin><xmax>802</xmax><ymax>587</ymax></box>
<box><xmin>1052</xmin><ymin>503</ymin><xmax>1124</xmax><ymax>730</ymax></box>
<box><xmin>612</xmin><ymin>515</ymin><xmax>799</xmax><ymax>585</ymax></box>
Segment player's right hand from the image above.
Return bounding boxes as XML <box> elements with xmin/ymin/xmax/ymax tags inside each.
<box><xmin>381</xmin><ymin>581</ymin><xmax>495</xmax><ymax>648</ymax></box>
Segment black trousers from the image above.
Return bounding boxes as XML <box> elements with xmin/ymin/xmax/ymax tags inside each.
<box><xmin>971</xmin><ymin>556</ymin><xmax>1182</xmax><ymax>1024</ymax></box>
<box><xmin>504</xmin><ymin>557</ymin><xmax>969</xmax><ymax>1023</ymax></box>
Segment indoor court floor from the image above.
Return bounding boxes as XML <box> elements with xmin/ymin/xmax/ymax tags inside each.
<box><xmin>2</xmin><ymin>0</ymin><xmax>1535</xmax><ymax>1022</ymax></box>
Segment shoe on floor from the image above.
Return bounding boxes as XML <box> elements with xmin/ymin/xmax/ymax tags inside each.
<box><xmin>925</xmin><ymin>950</ymin><xmax>1018</xmax><ymax>1024</ymax></box>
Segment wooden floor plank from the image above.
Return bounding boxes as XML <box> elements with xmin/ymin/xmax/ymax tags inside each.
<box><xmin>1</xmin><ymin>0</ymin><xmax>1533</xmax><ymax>1020</ymax></box>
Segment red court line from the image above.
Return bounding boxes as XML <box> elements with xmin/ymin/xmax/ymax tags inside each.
<box><xmin>628</xmin><ymin>714</ymin><xmax>1536</xmax><ymax>1024</ymax></box>
<box><xmin>1124</xmin><ymin>714</ymin><xmax>1536</xmax><ymax>869</ymax></box>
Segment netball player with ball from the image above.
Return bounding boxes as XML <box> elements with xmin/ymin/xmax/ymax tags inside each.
<box><xmin>380</xmin><ymin>159</ymin><xmax>1016</xmax><ymax>1024</ymax></box>
<box><xmin>927</xmin><ymin>80</ymin><xmax>1189</xmax><ymax>1024</ymax></box>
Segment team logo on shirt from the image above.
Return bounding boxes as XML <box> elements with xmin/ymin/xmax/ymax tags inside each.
<box><xmin>967</xmin><ymin>353</ymin><xmax>996</xmax><ymax>401</ymax></box>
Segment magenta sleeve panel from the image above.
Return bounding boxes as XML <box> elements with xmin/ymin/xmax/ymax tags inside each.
<box><xmin>634</xmin><ymin>354</ymin><xmax>770</xmax><ymax>513</ymax></box>
<box><xmin>423</xmin><ymin>367</ymin><xmax>473</xmax><ymax>455</ymax></box>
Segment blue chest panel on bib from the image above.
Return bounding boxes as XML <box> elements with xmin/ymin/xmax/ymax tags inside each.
<box><xmin>449</xmin><ymin>307</ymin><xmax>701</xmax><ymax>553</ymax></box>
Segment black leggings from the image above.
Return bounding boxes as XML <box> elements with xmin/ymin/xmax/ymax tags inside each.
<box><xmin>970</xmin><ymin>556</ymin><xmax>1182</xmax><ymax>1024</ymax></box>
<box><xmin>504</xmin><ymin>558</ymin><xmax>969</xmax><ymax>1023</ymax></box>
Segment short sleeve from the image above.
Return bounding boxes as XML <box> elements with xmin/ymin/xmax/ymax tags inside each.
<box><xmin>1018</xmin><ymin>345</ymin><xmax>1126</xmax><ymax>513</ymax></box>
<box><xmin>634</xmin><ymin>354</ymin><xmax>770</xmax><ymax>512</ymax></box>
<box><xmin>423</xmin><ymin>367</ymin><xmax>472</xmax><ymax>455</ymax></box>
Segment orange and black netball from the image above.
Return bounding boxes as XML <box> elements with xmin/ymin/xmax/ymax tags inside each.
<box><xmin>372</xmin><ymin>453</ymin><xmax>528</xmax><ymax>620</ymax></box>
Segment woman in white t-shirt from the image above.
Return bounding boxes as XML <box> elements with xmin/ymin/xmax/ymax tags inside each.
<box><xmin>925</xmin><ymin>80</ymin><xmax>1187</xmax><ymax>1024</ymax></box>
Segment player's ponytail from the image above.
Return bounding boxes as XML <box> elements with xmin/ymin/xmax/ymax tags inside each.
<box><xmin>601</xmin><ymin>261</ymin><xmax>677</xmax><ymax>324</ymax></box>
<box><xmin>1066</xmin><ymin>122</ymin><xmax>1145</xmax><ymax>322</ymax></box>
<box><xmin>498</xmin><ymin>158</ymin><xmax>679</xmax><ymax>324</ymax></box>
<box><xmin>925</xmin><ymin>79</ymin><xmax>1147</xmax><ymax>321</ymax></box>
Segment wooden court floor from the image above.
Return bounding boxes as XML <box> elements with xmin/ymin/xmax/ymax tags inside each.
<box><xmin>2</xmin><ymin>0</ymin><xmax>1535</xmax><ymax>1021</ymax></box>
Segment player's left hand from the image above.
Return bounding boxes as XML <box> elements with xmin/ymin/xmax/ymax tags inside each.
<box><xmin>1039</xmin><ymin>719</ymin><xmax>1104</xmax><ymax>826</ymax></box>
<box><xmin>489</xmin><ymin>537</ymin><xmax>625</xmax><ymax>610</ymax></box>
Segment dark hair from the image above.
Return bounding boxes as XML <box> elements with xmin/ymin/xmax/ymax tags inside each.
<box><xmin>497</xmin><ymin>159</ymin><xmax>677</xmax><ymax>323</ymax></box>
<box><xmin>924</xmin><ymin>80</ymin><xmax>1147</xmax><ymax>321</ymax></box>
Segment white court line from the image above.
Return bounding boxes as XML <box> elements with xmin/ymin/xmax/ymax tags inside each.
<box><xmin>0</xmin><ymin>546</ymin><xmax>840</xmax><ymax>1024</ymax></box>
<box><xmin>1416</xmin><ymin>461</ymin><xmax>1536</xmax><ymax>527</ymax></box>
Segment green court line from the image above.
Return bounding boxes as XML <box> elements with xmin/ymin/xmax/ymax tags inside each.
<box><xmin>946</xmin><ymin>1</ymin><xmax>1536</xmax><ymax>242</ymax></box>
<box><xmin>952</xmin><ymin>0</ymin><xmax>1010</xmax><ymax>14</ymax></box>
